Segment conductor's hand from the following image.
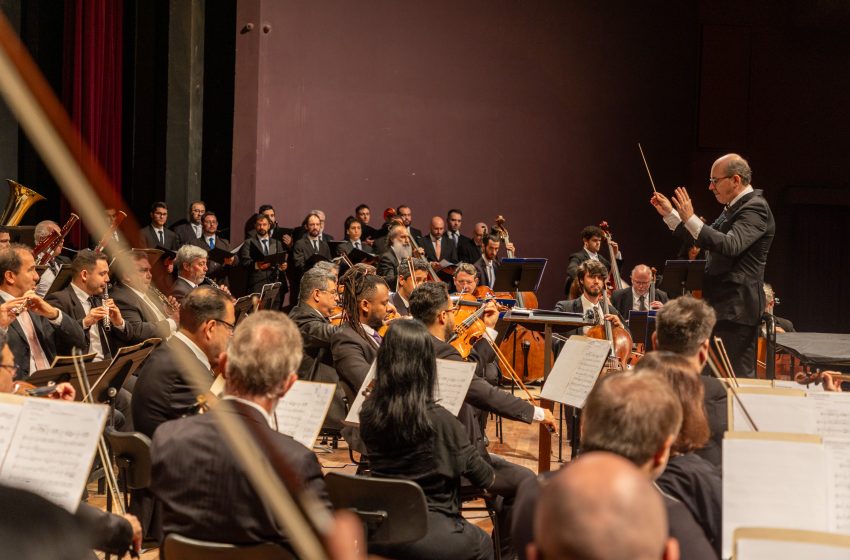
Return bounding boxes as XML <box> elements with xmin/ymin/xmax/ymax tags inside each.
<box><xmin>650</xmin><ymin>192</ymin><xmax>674</xmax><ymax>217</ymax></box>
<box><xmin>482</xmin><ymin>300</ymin><xmax>499</xmax><ymax>329</ymax></box>
<box><xmin>672</xmin><ymin>186</ymin><xmax>695</xmax><ymax>222</ymax></box>
<box><xmin>604</xmin><ymin>314</ymin><xmax>624</xmax><ymax>329</ymax></box>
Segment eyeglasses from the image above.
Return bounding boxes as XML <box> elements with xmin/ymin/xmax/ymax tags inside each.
<box><xmin>0</xmin><ymin>363</ymin><xmax>20</xmax><ymax>375</ymax></box>
<box><xmin>316</xmin><ymin>288</ymin><xmax>339</xmax><ymax>299</ymax></box>
<box><xmin>213</xmin><ymin>318</ymin><xmax>236</xmax><ymax>332</ymax></box>
<box><xmin>708</xmin><ymin>175</ymin><xmax>734</xmax><ymax>185</ymax></box>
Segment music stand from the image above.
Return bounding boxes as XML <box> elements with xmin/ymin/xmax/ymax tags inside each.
<box><xmin>627</xmin><ymin>310</ymin><xmax>657</xmax><ymax>349</ymax></box>
<box><xmin>260</xmin><ymin>282</ymin><xmax>281</xmax><ymax>310</ymax></box>
<box><xmin>28</xmin><ymin>361</ymin><xmax>109</xmax><ymax>393</ymax></box>
<box><xmin>45</xmin><ymin>264</ymin><xmax>74</xmax><ymax>296</ymax></box>
<box><xmin>235</xmin><ymin>293</ymin><xmax>260</xmax><ymax>324</ymax></box>
<box><xmin>492</xmin><ymin>258</ymin><xmax>547</xmax><ymax>299</ymax></box>
<box><xmin>659</xmin><ymin>259</ymin><xmax>705</xmax><ymax>297</ymax></box>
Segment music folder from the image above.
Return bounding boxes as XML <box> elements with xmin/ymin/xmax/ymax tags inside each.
<box><xmin>207</xmin><ymin>246</ymin><xmax>238</xmax><ymax>263</ymax></box>
<box><xmin>155</xmin><ymin>246</ymin><xmax>178</xmax><ymax>261</ymax></box>
<box><xmin>258</xmin><ymin>251</ymin><xmax>289</xmax><ymax>266</ymax></box>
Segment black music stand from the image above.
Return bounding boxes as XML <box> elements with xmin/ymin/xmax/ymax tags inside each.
<box><xmin>259</xmin><ymin>282</ymin><xmax>281</xmax><ymax>310</ymax></box>
<box><xmin>628</xmin><ymin>310</ymin><xmax>658</xmax><ymax>349</ymax></box>
<box><xmin>492</xmin><ymin>258</ymin><xmax>547</xmax><ymax>299</ymax></box>
<box><xmin>502</xmin><ymin>309</ymin><xmax>593</xmax><ymax>472</ymax></box>
<box><xmin>28</xmin><ymin>360</ymin><xmax>110</xmax><ymax>393</ymax></box>
<box><xmin>45</xmin><ymin>264</ymin><xmax>74</xmax><ymax>296</ymax></box>
<box><xmin>660</xmin><ymin>259</ymin><xmax>705</xmax><ymax>297</ymax></box>
<box><xmin>235</xmin><ymin>293</ymin><xmax>260</xmax><ymax>324</ymax></box>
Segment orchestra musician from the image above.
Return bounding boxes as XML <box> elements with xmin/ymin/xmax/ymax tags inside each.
<box><xmin>395</xmin><ymin>204</ymin><xmax>423</xmax><ymax>239</ymax></box>
<box><xmin>474</xmin><ymin>233</ymin><xmax>515</xmax><ymax>290</ymax></box>
<box><xmin>390</xmin><ymin>257</ymin><xmax>429</xmax><ymax>316</ymax></box>
<box><xmin>0</xmin><ymin>244</ymin><xmax>86</xmax><ymax>378</ymax></box>
<box><xmin>150</xmin><ymin>311</ymin><xmax>330</xmax><ymax>552</ymax></box>
<box><xmin>169</xmin><ymin>245</ymin><xmax>209</xmax><ymax>303</ymax></box>
<box><xmin>110</xmin><ymin>250</ymin><xmax>178</xmax><ymax>347</ymax></box>
<box><xmin>190</xmin><ymin>211</ymin><xmax>238</xmax><ymax>285</ymax></box>
<box><xmin>610</xmin><ymin>264</ymin><xmax>668</xmax><ymax>319</ymax></box>
<box><xmin>446</xmin><ymin>209</ymin><xmax>478</xmax><ymax>265</ymax></box>
<box><xmin>555</xmin><ymin>260</ymin><xmax>626</xmax><ymax>336</ymax></box>
<box><xmin>171</xmin><ymin>200</ymin><xmax>205</xmax><ymax>246</ymax></box>
<box><xmin>763</xmin><ymin>283</ymin><xmax>794</xmax><ymax>333</ymax></box>
<box><xmin>376</xmin><ymin>223</ymin><xmax>419</xmax><ymax>289</ymax></box>
<box><xmin>563</xmin><ymin>225</ymin><xmax>622</xmax><ymax>298</ymax></box>
<box><xmin>651</xmin><ymin>153</ymin><xmax>775</xmax><ymax>378</ymax></box>
<box><xmin>0</xmin><ymin>226</ymin><xmax>11</xmax><ymax>248</ymax></box>
<box><xmin>33</xmin><ymin>220</ymin><xmax>70</xmax><ymax>297</ymax></box>
<box><xmin>359</xmin><ymin>320</ymin><xmax>497</xmax><ymax>560</ymax></box>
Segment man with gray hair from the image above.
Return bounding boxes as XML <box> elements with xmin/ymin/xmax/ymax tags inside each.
<box><xmin>170</xmin><ymin>244</ymin><xmax>209</xmax><ymax>303</ymax></box>
<box><xmin>651</xmin><ymin>153</ymin><xmax>775</xmax><ymax>377</ymax></box>
<box><xmin>377</xmin><ymin>222</ymin><xmax>421</xmax><ymax>289</ymax></box>
<box><xmin>392</xmin><ymin>256</ymin><xmax>429</xmax><ymax>316</ymax></box>
<box><xmin>652</xmin><ymin>296</ymin><xmax>727</xmax><ymax>467</ymax></box>
<box><xmin>151</xmin><ymin>311</ymin><xmax>330</xmax><ymax>549</ymax></box>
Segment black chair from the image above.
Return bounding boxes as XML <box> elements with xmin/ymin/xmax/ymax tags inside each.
<box><xmin>461</xmin><ymin>485</ymin><xmax>502</xmax><ymax>560</ymax></box>
<box><xmin>161</xmin><ymin>534</ymin><xmax>295</xmax><ymax>560</ymax></box>
<box><xmin>105</xmin><ymin>429</ymin><xmax>152</xmax><ymax>513</ymax></box>
<box><xmin>325</xmin><ymin>472</ymin><xmax>428</xmax><ymax>546</ymax></box>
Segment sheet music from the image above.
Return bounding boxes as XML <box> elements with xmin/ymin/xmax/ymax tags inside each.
<box><xmin>0</xmin><ymin>396</ymin><xmax>24</xmax><ymax>464</ymax></box>
<box><xmin>433</xmin><ymin>359</ymin><xmax>475</xmax><ymax>416</ymax></box>
<box><xmin>540</xmin><ymin>336</ymin><xmax>610</xmax><ymax>408</ymax></box>
<box><xmin>0</xmin><ymin>398</ymin><xmax>107</xmax><ymax>512</ymax></box>
<box><xmin>774</xmin><ymin>379</ymin><xmax>824</xmax><ymax>392</ymax></box>
<box><xmin>723</xmin><ymin>435</ymin><xmax>828</xmax><ymax>558</ymax></box>
<box><xmin>731</xmin><ymin>391</ymin><xmax>815</xmax><ymax>433</ymax></box>
<box><xmin>737</xmin><ymin>538</ymin><xmax>850</xmax><ymax>560</ymax></box>
<box><xmin>809</xmin><ymin>393</ymin><xmax>850</xmax><ymax>440</ymax></box>
<box><xmin>275</xmin><ymin>381</ymin><xmax>336</xmax><ymax>449</ymax></box>
<box><xmin>343</xmin><ymin>361</ymin><xmax>377</xmax><ymax>426</ymax></box>
<box><xmin>825</xmin><ymin>437</ymin><xmax>850</xmax><ymax>534</ymax></box>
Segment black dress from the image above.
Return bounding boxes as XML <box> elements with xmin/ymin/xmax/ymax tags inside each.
<box><xmin>361</xmin><ymin>403</ymin><xmax>496</xmax><ymax>560</ymax></box>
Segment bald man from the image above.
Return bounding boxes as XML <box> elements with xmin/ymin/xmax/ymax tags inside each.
<box><xmin>610</xmin><ymin>264</ymin><xmax>668</xmax><ymax>320</ymax></box>
<box><xmin>418</xmin><ymin>216</ymin><xmax>457</xmax><ymax>265</ymax></box>
<box><xmin>529</xmin><ymin>452</ymin><xmax>678</xmax><ymax>560</ymax></box>
<box><xmin>651</xmin><ymin>153</ymin><xmax>775</xmax><ymax>377</ymax></box>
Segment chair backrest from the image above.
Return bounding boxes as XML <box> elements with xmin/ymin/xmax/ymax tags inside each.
<box><xmin>325</xmin><ymin>472</ymin><xmax>428</xmax><ymax>545</ymax></box>
<box><xmin>105</xmin><ymin>430</ymin><xmax>152</xmax><ymax>490</ymax></box>
<box><xmin>162</xmin><ymin>533</ymin><xmax>295</xmax><ymax>560</ymax></box>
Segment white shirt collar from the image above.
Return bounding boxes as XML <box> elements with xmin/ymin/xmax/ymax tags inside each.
<box><xmin>361</xmin><ymin>322</ymin><xmax>377</xmax><ymax>337</ymax></box>
<box><xmin>728</xmin><ymin>185</ymin><xmax>754</xmax><ymax>208</ymax></box>
<box><xmin>222</xmin><ymin>395</ymin><xmax>275</xmax><ymax>429</ymax></box>
<box><xmin>179</xmin><ymin>276</ymin><xmax>198</xmax><ymax>289</ymax></box>
<box><xmin>173</xmin><ymin>331</ymin><xmax>211</xmax><ymax>370</ymax></box>
<box><xmin>0</xmin><ymin>289</ymin><xmax>14</xmax><ymax>302</ymax></box>
<box><xmin>71</xmin><ymin>283</ymin><xmax>93</xmax><ymax>306</ymax></box>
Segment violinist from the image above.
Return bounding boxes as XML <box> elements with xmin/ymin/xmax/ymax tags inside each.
<box><xmin>409</xmin><ymin>282</ymin><xmax>554</xmax><ymax>559</ymax></box>
<box><xmin>610</xmin><ymin>264</ymin><xmax>668</xmax><ymax>319</ymax></box>
<box><xmin>555</xmin><ymin>260</ymin><xmax>626</xmax><ymax>336</ymax></box>
<box><xmin>452</xmin><ymin>262</ymin><xmax>479</xmax><ymax>295</ymax></box>
<box><xmin>474</xmin><ymin>234</ymin><xmax>514</xmax><ymax>290</ymax></box>
<box><xmin>563</xmin><ymin>225</ymin><xmax>622</xmax><ymax>298</ymax></box>
<box><xmin>391</xmin><ymin>257</ymin><xmax>429</xmax><ymax>316</ymax></box>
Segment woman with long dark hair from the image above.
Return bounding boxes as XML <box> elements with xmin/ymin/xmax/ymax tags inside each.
<box><xmin>360</xmin><ymin>320</ymin><xmax>495</xmax><ymax>560</ymax></box>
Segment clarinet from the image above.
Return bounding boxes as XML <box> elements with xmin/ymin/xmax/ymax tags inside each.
<box><xmin>101</xmin><ymin>283</ymin><xmax>111</xmax><ymax>331</ymax></box>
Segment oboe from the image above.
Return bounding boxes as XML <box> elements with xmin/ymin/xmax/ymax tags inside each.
<box><xmin>102</xmin><ymin>283</ymin><xmax>111</xmax><ymax>331</ymax></box>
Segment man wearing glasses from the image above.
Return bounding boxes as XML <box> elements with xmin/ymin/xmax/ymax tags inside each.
<box><xmin>651</xmin><ymin>153</ymin><xmax>775</xmax><ymax>378</ymax></box>
<box><xmin>610</xmin><ymin>264</ymin><xmax>668</xmax><ymax>322</ymax></box>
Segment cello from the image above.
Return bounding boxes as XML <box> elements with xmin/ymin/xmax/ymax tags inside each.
<box><xmin>489</xmin><ymin>216</ymin><xmax>547</xmax><ymax>382</ymax></box>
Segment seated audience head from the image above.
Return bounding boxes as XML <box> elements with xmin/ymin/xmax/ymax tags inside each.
<box><xmin>303</xmin><ymin>212</ymin><xmax>322</xmax><ymax>239</ymax></box>
<box><xmin>397</xmin><ymin>257</ymin><xmax>429</xmax><ymax>297</ymax></box>
<box><xmin>71</xmin><ymin>249</ymin><xmax>110</xmax><ymax>296</ymax></box>
<box><xmin>360</xmin><ymin>319</ymin><xmax>436</xmax><ymax>447</ymax></box>
<box><xmin>581</xmin><ymin>225</ymin><xmax>604</xmax><ymax>253</ymax></box>
<box><xmin>0</xmin><ymin>226</ymin><xmax>11</xmax><ymax>248</ymax></box>
<box><xmin>179</xmin><ymin>286</ymin><xmax>235</xmax><ymax>362</ymax></box>
<box><xmin>174</xmin><ymin>244</ymin><xmax>208</xmax><ymax>285</ymax></box>
<box><xmin>453</xmin><ymin>262</ymin><xmax>479</xmax><ymax>294</ymax></box>
<box><xmin>298</xmin><ymin>267</ymin><xmax>339</xmax><ymax>317</ymax></box>
<box><xmin>222</xmin><ymin>310</ymin><xmax>302</xmax><ymax>405</ymax></box>
<box><xmin>344</xmin><ymin>216</ymin><xmax>362</xmax><ymax>241</ymax></box>
<box><xmin>409</xmin><ymin>281</ymin><xmax>453</xmax><ymax>340</ymax></box>
<box><xmin>635</xmin><ymin>352</ymin><xmax>710</xmax><ymax>455</ymax></box>
<box><xmin>652</xmin><ymin>295</ymin><xmax>716</xmax><ymax>370</ymax></box>
<box><xmin>0</xmin><ymin>243</ymin><xmax>39</xmax><ymax>296</ymax></box>
<box><xmin>446</xmin><ymin>209</ymin><xmax>463</xmax><ymax>234</ymax></box>
<box><xmin>576</xmin><ymin>260</ymin><xmax>608</xmax><ymax>299</ymax></box>
<box><xmin>582</xmin><ymin>371</ymin><xmax>682</xmax><ymax>479</ymax></box>
<box><xmin>530</xmin><ymin>451</ymin><xmax>676</xmax><ymax>560</ymax></box>
<box><xmin>355</xmin><ymin>204</ymin><xmax>370</xmax><ymax>225</ymax></box>
<box><xmin>149</xmin><ymin>202</ymin><xmax>168</xmax><ymax>228</ymax></box>
<box><xmin>338</xmin><ymin>267</ymin><xmax>388</xmax><ymax>331</ymax></box>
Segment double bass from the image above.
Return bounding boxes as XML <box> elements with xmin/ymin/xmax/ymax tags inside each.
<box><xmin>489</xmin><ymin>216</ymin><xmax>547</xmax><ymax>382</ymax></box>
<box><xmin>598</xmin><ymin>220</ymin><xmax>628</xmax><ymax>294</ymax></box>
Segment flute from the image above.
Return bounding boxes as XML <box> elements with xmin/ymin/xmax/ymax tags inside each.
<box><xmin>102</xmin><ymin>283</ymin><xmax>111</xmax><ymax>331</ymax></box>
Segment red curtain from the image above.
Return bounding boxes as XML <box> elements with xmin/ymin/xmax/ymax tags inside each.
<box><xmin>61</xmin><ymin>0</ymin><xmax>123</xmax><ymax>247</ymax></box>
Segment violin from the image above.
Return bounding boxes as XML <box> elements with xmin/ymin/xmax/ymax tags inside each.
<box><xmin>378</xmin><ymin>306</ymin><xmax>401</xmax><ymax>337</ymax></box>
<box><xmin>12</xmin><ymin>380</ymin><xmax>58</xmax><ymax>397</ymax></box>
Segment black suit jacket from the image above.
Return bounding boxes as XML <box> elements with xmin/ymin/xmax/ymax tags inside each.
<box><xmin>337</xmin><ymin>240</ymin><xmax>375</xmax><ymax>256</ymax></box>
<box><xmin>292</xmin><ymin>237</ymin><xmax>332</xmax><ymax>276</ymax></box>
<box><xmin>110</xmin><ymin>284</ymin><xmax>172</xmax><ymax>346</ymax></box>
<box><xmin>5</xmin><ymin>306</ymin><xmax>87</xmax><ymax>378</ymax></box>
<box><xmin>190</xmin><ymin>236</ymin><xmax>237</xmax><ymax>282</ymax></box>
<box><xmin>474</xmin><ymin>256</ymin><xmax>500</xmax><ymax>289</ymax></box>
<box><xmin>151</xmin><ymin>401</ymin><xmax>330</xmax><ymax>547</ymax></box>
<box><xmin>131</xmin><ymin>336</ymin><xmax>214</xmax><ymax>438</ymax></box>
<box><xmin>330</xmin><ymin>323</ymin><xmax>377</xmax><ymax>402</ymax></box>
<box><xmin>455</xmin><ymin>234</ymin><xmax>481</xmax><ymax>264</ymax></box>
<box><xmin>390</xmin><ymin>292</ymin><xmax>410</xmax><ymax>317</ymax></box>
<box><xmin>554</xmin><ymin>297</ymin><xmax>627</xmax><ymax>338</ymax></box>
<box><xmin>139</xmin><ymin>225</ymin><xmax>179</xmax><ymax>251</ymax></box>
<box><xmin>563</xmin><ymin>250</ymin><xmax>621</xmax><ymax>296</ymax></box>
<box><xmin>609</xmin><ymin>287</ymin><xmax>669</xmax><ymax>321</ymax></box>
<box><xmin>239</xmin><ymin>236</ymin><xmax>288</xmax><ymax>295</ymax></box>
<box><xmin>171</xmin><ymin>222</ymin><xmax>202</xmax><ymax>246</ymax></box>
<box><xmin>169</xmin><ymin>276</ymin><xmax>196</xmax><ymax>303</ymax></box>
<box><xmin>695</xmin><ymin>374</ymin><xmax>727</xmax><ymax>468</ymax></box>
<box><xmin>376</xmin><ymin>249</ymin><xmax>401</xmax><ymax>289</ymax></box>
<box><xmin>418</xmin><ymin>234</ymin><xmax>457</xmax><ymax>263</ymax></box>
<box><xmin>674</xmin><ymin>189</ymin><xmax>775</xmax><ymax>326</ymax></box>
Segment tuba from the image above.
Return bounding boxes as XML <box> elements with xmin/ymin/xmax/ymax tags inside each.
<box><xmin>1</xmin><ymin>179</ymin><xmax>45</xmax><ymax>225</ymax></box>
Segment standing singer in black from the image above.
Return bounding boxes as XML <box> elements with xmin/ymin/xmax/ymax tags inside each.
<box><xmin>651</xmin><ymin>153</ymin><xmax>774</xmax><ymax>377</ymax></box>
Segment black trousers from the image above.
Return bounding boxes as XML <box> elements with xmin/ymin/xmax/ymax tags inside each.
<box><xmin>713</xmin><ymin>320</ymin><xmax>758</xmax><ymax>378</ymax></box>
<box><xmin>372</xmin><ymin>510</ymin><xmax>494</xmax><ymax>560</ymax></box>
<box><xmin>489</xmin><ymin>454</ymin><xmax>536</xmax><ymax>559</ymax></box>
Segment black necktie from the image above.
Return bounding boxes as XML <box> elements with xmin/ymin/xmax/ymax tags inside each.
<box><xmin>87</xmin><ymin>296</ymin><xmax>112</xmax><ymax>359</ymax></box>
<box><xmin>261</xmin><ymin>239</ymin><xmax>269</xmax><ymax>255</ymax></box>
<box><xmin>639</xmin><ymin>295</ymin><xmax>647</xmax><ymax>311</ymax></box>
<box><xmin>157</xmin><ymin>230</ymin><xmax>164</xmax><ymax>245</ymax></box>
<box><xmin>312</xmin><ymin>239</ymin><xmax>319</xmax><ymax>252</ymax></box>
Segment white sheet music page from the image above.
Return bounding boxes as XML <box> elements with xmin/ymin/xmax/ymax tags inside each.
<box><xmin>434</xmin><ymin>359</ymin><xmax>476</xmax><ymax>416</ymax></box>
<box><xmin>0</xmin><ymin>398</ymin><xmax>107</xmax><ymax>512</ymax></box>
<box><xmin>731</xmin><ymin>390</ymin><xmax>815</xmax><ymax>433</ymax></box>
<box><xmin>540</xmin><ymin>336</ymin><xmax>610</xmax><ymax>408</ymax></box>
<box><xmin>809</xmin><ymin>392</ymin><xmax>850</xmax><ymax>440</ymax></box>
<box><xmin>275</xmin><ymin>381</ymin><xmax>336</xmax><ymax>449</ymax></box>
<box><xmin>343</xmin><ymin>361</ymin><xmax>377</xmax><ymax>426</ymax></box>
<box><xmin>0</xmin><ymin>394</ymin><xmax>24</xmax><ymax>465</ymax></box>
<box><xmin>824</xmin><ymin>437</ymin><xmax>850</xmax><ymax>534</ymax></box>
<box><xmin>737</xmin><ymin>538</ymin><xmax>850</xmax><ymax>560</ymax></box>
<box><xmin>723</xmin><ymin>434</ymin><xmax>828</xmax><ymax>558</ymax></box>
